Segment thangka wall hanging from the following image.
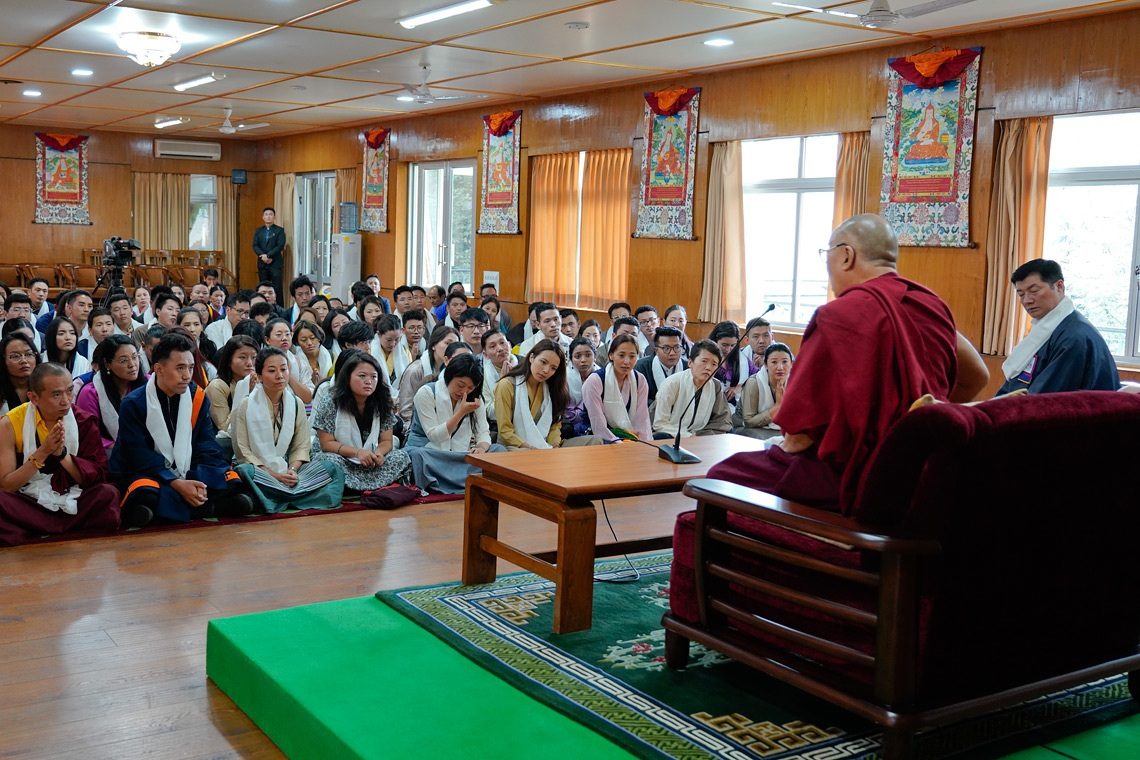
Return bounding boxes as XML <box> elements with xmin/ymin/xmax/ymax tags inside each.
<box><xmin>634</xmin><ymin>87</ymin><xmax>701</xmax><ymax>240</ymax></box>
<box><xmin>361</xmin><ymin>127</ymin><xmax>390</xmax><ymax>232</ymax></box>
<box><xmin>478</xmin><ymin>110</ymin><xmax>522</xmax><ymax>234</ymax></box>
<box><xmin>880</xmin><ymin>48</ymin><xmax>982</xmax><ymax>247</ymax></box>
<box><xmin>34</xmin><ymin>132</ymin><xmax>90</xmax><ymax>225</ymax></box>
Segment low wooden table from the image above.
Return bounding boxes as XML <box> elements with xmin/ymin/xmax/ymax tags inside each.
<box><xmin>462</xmin><ymin>435</ymin><xmax>766</xmax><ymax>633</ymax></box>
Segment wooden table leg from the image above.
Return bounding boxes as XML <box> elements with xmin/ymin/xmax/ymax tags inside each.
<box><xmin>552</xmin><ymin>504</ymin><xmax>597</xmax><ymax>633</ymax></box>
<box><xmin>462</xmin><ymin>477</ymin><xmax>500</xmax><ymax>585</ymax></box>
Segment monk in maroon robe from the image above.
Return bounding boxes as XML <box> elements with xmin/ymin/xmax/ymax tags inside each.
<box><xmin>708</xmin><ymin>213</ymin><xmax>987</xmax><ymax>511</ymax></box>
<box><xmin>0</xmin><ymin>363</ymin><xmax>120</xmax><ymax>545</ymax></box>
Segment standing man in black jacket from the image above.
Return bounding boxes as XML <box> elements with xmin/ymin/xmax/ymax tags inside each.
<box><xmin>253</xmin><ymin>207</ymin><xmax>286</xmax><ymax>297</ymax></box>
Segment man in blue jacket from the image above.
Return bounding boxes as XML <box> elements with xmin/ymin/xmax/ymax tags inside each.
<box><xmin>253</xmin><ymin>206</ymin><xmax>286</xmax><ymax>296</ymax></box>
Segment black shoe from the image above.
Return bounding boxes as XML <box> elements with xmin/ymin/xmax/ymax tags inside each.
<box><xmin>121</xmin><ymin>502</ymin><xmax>154</xmax><ymax>528</ymax></box>
<box><xmin>220</xmin><ymin>492</ymin><xmax>255</xmax><ymax>517</ymax></box>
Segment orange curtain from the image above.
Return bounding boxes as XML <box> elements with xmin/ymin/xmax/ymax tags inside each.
<box><xmin>698</xmin><ymin>141</ymin><xmax>746</xmax><ymax>324</ymax></box>
<box><xmin>833</xmin><ymin>131</ymin><xmax>870</xmax><ymax>227</ymax></box>
<box><xmin>577</xmin><ymin>148</ymin><xmax>632</xmax><ymax>311</ymax></box>
<box><xmin>526</xmin><ymin>152</ymin><xmax>581</xmax><ymax>304</ymax></box>
<box><xmin>982</xmin><ymin>116</ymin><xmax>1053</xmax><ymax>355</ymax></box>
<box><xmin>132</xmin><ymin>172</ymin><xmax>190</xmax><ymax>251</ymax></box>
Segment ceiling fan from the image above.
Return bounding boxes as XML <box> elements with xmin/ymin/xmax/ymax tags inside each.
<box><xmin>398</xmin><ymin>64</ymin><xmax>464</xmax><ymax>104</ymax></box>
<box><xmin>774</xmin><ymin>0</ymin><xmax>978</xmax><ymax>28</ymax></box>
<box><xmin>219</xmin><ymin>106</ymin><xmax>269</xmax><ymax>135</ymax></box>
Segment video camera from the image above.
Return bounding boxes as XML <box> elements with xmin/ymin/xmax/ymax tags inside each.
<box><xmin>103</xmin><ymin>237</ymin><xmax>141</xmax><ymax>267</ymax></box>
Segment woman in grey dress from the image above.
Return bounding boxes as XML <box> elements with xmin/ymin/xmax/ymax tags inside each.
<box><xmin>311</xmin><ymin>350</ymin><xmax>412</xmax><ymax>491</ymax></box>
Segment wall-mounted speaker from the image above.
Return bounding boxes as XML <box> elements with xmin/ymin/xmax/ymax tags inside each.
<box><xmin>231</xmin><ymin>169</ymin><xmax>247</xmax><ymax>185</ymax></box>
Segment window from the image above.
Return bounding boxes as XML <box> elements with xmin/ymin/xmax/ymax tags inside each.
<box><xmin>1044</xmin><ymin>111</ymin><xmax>1140</xmax><ymax>359</ymax></box>
<box><xmin>408</xmin><ymin>160</ymin><xmax>476</xmax><ymax>292</ymax></box>
<box><xmin>741</xmin><ymin>135</ymin><xmax>837</xmax><ymax>326</ymax></box>
<box><xmin>189</xmin><ymin>174</ymin><xmax>217</xmax><ymax>250</ymax></box>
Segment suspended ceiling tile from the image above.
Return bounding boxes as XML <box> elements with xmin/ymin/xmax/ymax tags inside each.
<box><xmin>0</xmin><ymin>49</ymin><xmax>145</xmax><ymax>86</ymax></box>
<box><xmin>323</xmin><ymin>45</ymin><xmax>541</xmax><ymax>86</ymax></box>
<box><xmin>175</xmin><ymin>98</ymin><xmax>281</xmax><ymax>118</ymax></box>
<box><xmin>296</xmin><ymin>0</ymin><xmax>590</xmax><ymax>43</ymax></box>
<box><xmin>70</xmin><ymin>86</ymin><xmax>202</xmax><ymax>110</ymax></box>
<box><xmin>8</xmin><ymin>105</ymin><xmax>145</xmax><ymax>127</ymax></box>
<box><xmin>583</xmin><ymin>17</ymin><xmax>890</xmax><ymax>69</ymax></box>
<box><xmin>0</xmin><ymin>0</ymin><xmax>99</xmax><ymax>47</ymax></box>
<box><xmin>122</xmin><ymin>62</ymin><xmax>288</xmax><ymax>93</ymax></box>
<box><xmin>232</xmin><ymin>76</ymin><xmax>388</xmax><ymax>106</ymax></box>
<box><xmin>259</xmin><ymin>105</ymin><xmax>392</xmax><ymax>125</ymax></box>
<box><xmin>44</xmin><ymin>6</ymin><xmax>270</xmax><ymax>58</ymax></box>
<box><xmin>192</xmin><ymin>27</ymin><xmax>415</xmax><ymax>74</ymax></box>
<box><xmin>874</xmin><ymin>0</ymin><xmax>1127</xmax><ymax>33</ymax></box>
<box><xmin>339</xmin><ymin>87</ymin><xmax>491</xmax><ymax>112</ymax></box>
<box><xmin>453</xmin><ymin>0</ymin><xmax>757</xmax><ymax>59</ymax></box>
<box><xmin>0</xmin><ymin>101</ymin><xmax>45</xmax><ymax>119</ymax></box>
<box><xmin>114</xmin><ymin>0</ymin><xmax>347</xmax><ymax>25</ymax></box>
<box><xmin>446</xmin><ymin>60</ymin><xmax>664</xmax><ymax>95</ymax></box>
<box><xmin>0</xmin><ymin>80</ymin><xmax>101</xmax><ymax>103</ymax></box>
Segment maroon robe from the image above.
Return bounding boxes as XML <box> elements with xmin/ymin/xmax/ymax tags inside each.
<box><xmin>708</xmin><ymin>272</ymin><xmax>958</xmax><ymax>512</ymax></box>
<box><xmin>0</xmin><ymin>408</ymin><xmax>121</xmax><ymax>546</ymax></box>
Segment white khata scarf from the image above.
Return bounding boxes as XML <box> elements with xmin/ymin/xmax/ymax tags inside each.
<box><xmin>602</xmin><ymin>364</ymin><xmax>636</xmax><ymax>431</ymax></box>
<box><xmin>217</xmin><ymin>375</ymin><xmax>256</xmax><ymax>440</ymax></box>
<box><xmin>295</xmin><ymin>345</ymin><xmax>333</xmax><ymax>384</ymax></box>
<box><xmin>242</xmin><ymin>385</ymin><xmax>297</xmax><ymax>473</ymax></box>
<box><xmin>481</xmin><ymin>354</ymin><xmax>516</xmax><ymax>421</ymax></box>
<box><xmin>432</xmin><ymin>374</ymin><xmax>472</xmax><ymax>452</ymax></box>
<box><xmin>399</xmin><ymin>334</ymin><xmax>427</xmax><ymax>360</ymax></box>
<box><xmin>91</xmin><ymin>372</ymin><xmax>122</xmax><ymax>440</ymax></box>
<box><xmin>651</xmin><ymin>356</ymin><xmax>681</xmax><ymax>391</ymax></box>
<box><xmin>144</xmin><ymin>375</ymin><xmax>193</xmax><ymax>478</ymax></box>
<box><xmin>749</xmin><ymin>367</ymin><xmax>780</xmax><ymax>430</ymax></box>
<box><xmin>20</xmin><ymin>402</ymin><xmax>82</xmax><ymax>514</ymax></box>
<box><xmin>512</xmin><ymin>379</ymin><xmax>552</xmax><ymax>449</ymax></box>
<box><xmin>418</xmin><ymin>349</ymin><xmax>437</xmax><ymax>380</ymax></box>
<box><xmin>663</xmin><ymin>369</ymin><xmax>715</xmax><ymax>438</ymax></box>
<box><xmin>333</xmin><ymin>401</ymin><xmax>381</xmax><ymax>456</ymax></box>
<box><xmin>1002</xmin><ymin>296</ymin><xmax>1077</xmax><ymax>380</ymax></box>
<box><xmin>567</xmin><ymin>365</ymin><xmax>598</xmax><ymax>404</ymax></box>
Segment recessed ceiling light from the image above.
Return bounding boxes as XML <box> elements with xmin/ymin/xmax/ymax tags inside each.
<box><xmin>23</xmin><ymin>89</ymin><xmax>41</xmax><ymax>97</ymax></box>
<box><xmin>71</xmin><ymin>68</ymin><xmax>94</xmax><ymax>77</ymax></box>
<box><xmin>154</xmin><ymin>116</ymin><xmax>188</xmax><ymax>129</ymax></box>
<box><xmin>173</xmin><ymin>72</ymin><xmax>224</xmax><ymax>92</ymax></box>
<box><xmin>704</xmin><ymin>38</ymin><xmax>734</xmax><ymax>47</ymax></box>
<box><xmin>396</xmin><ymin>95</ymin><xmax>416</xmax><ymax>102</ymax></box>
<box><xmin>397</xmin><ymin>0</ymin><xmax>491</xmax><ymax>29</ymax></box>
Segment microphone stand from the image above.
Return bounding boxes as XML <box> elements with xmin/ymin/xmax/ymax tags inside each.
<box><xmin>658</xmin><ymin>303</ymin><xmax>776</xmax><ymax>464</ymax></box>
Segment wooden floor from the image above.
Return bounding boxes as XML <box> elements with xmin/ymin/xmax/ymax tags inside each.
<box><xmin>0</xmin><ymin>492</ymin><xmax>694</xmax><ymax>759</ymax></box>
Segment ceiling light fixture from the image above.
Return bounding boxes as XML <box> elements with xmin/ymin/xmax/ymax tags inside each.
<box><xmin>395</xmin><ymin>94</ymin><xmax>416</xmax><ymax>102</ymax></box>
<box><xmin>23</xmin><ymin>89</ymin><xmax>42</xmax><ymax>97</ymax></box>
<box><xmin>173</xmin><ymin>72</ymin><xmax>224</xmax><ymax>92</ymax></box>
<box><xmin>117</xmin><ymin>31</ymin><xmax>182</xmax><ymax>68</ymax></box>
<box><xmin>397</xmin><ymin>0</ymin><xmax>492</xmax><ymax>30</ymax></box>
<box><xmin>772</xmin><ymin>2</ymin><xmax>858</xmax><ymax>18</ymax></box>
<box><xmin>71</xmin><ymin>68</ymin><xmax>94</xmax><ymax>77</ymax></box>
<box><xmin>154</xmin><ymin>116</ymin><xmax>188</xmax><ymax>129</ymax></box>
<box><xmin>704</xmin><ymin>38</ymin><xmax>734</xmax><ymax>47</ymax></box>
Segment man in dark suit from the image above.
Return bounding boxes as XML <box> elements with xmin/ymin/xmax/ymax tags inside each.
<box><xmin>253</xmin><ymin>207</ymin><xmax>286</xmax><ymax>296</ymax></box>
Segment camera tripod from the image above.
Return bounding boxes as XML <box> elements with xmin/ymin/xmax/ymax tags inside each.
<box><xmin>92</xmin><ymin>264</ymin><xmax>129</xmax><ymax>307</ymax></box>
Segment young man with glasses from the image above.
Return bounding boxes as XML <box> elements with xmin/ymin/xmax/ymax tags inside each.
<box><xmin>457</xmin><ymin>308</ymin><xmax>490</xmax><ymax>357</ymax></box>
<box><xmin>205</xmin><ymin>291</ymin><xmax>253</xmax><ymax>348</ymax></box>
<box><xmin>635</xmin><ymin>326</ymin><xmax>688</xmax><ymax>403</ymax></box>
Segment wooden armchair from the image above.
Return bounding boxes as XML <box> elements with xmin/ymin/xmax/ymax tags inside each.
<box><xmin>132</xmin><ymin>265</ymin><xmax>170</xmax><ymax>288</ymax></box>
<box><xmin>169</xmin><ymin>265</ymin><xmax>205</xmax><ymax>287</ymax></box>
<box><xmin>664</xmin><ymin>392</ymin><xmax>1140</xmax><ymax>758</ymax></box>
<box><xmin>0</xmin><ymin>264</ymin><xmax>23</xmax><ymax>287</ymax></box>
<box><xmin>59</xmin><ymin>263</ymin><xmax>102</xmax><ymax>290</ymax></box>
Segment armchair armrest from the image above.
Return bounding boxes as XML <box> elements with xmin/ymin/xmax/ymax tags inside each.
<box><xmin>683</xmin><ymin>479</ymin><xmax>941</xmax><ymax>556</ymax></box>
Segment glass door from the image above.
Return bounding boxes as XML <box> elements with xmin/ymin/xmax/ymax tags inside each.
<box><xmin>408</xmin><ymin>159</ymin><xmax>475</xmax><ymax>292</ymax></box>
<box><xmin>296</xmin><ymin>171</ymin><xmax>337</xmax><ymax>290</ymax></box>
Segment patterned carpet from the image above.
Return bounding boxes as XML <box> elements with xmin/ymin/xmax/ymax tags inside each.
<box><xmin>377</xmin><ymin>554</ymin><xmax>1137</xmax><ymax>760</ymax></box>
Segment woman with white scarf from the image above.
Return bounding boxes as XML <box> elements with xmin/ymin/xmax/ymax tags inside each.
<box><xmin>370</xmin><ymin>314</ymin><xmax>412</xmax><ymax>389</ymax></box>
<box><xmin>264</xmin><ymin>318</ymin><xmax>314</xmax><ymax>405</ymax></box>
<box><xmin>43</xmin><ymin>317</ymin><xmax>90</xmax><ymax>380</ymax></box>
<box><xmin>494</xmin><ymin>340</ymin><xmax>601</xmax><ymax>449</ymax></box>
<box><xmin>737</xmin><ymin>343</ymin><xmax>795</xmax><ymax>440</ymax></box>
<box><xmin>580</xmin><ymin>334</ymin><xmax>651</xmax><ymax>443</ymax></box>
<box><xmin>710</xmin><ymin>321</ymin><xmax>757</xmax><ymax>407</ymax></box>
<box><xmin>231</xmin><ymin>347</ymin><xmax>345</xmax><ymax>512</ymax></box>
<box><xmin>205</xmin><ymin>336</ymin><xmax>260</xmax><ymax>461</ymax></box>
<box><xmin>74</xmin><ymin>335</ymin><xmax>145</xmax><ymax>453</ymax></box>
<box><xmin>653</xmin><ymin>340</ymin><xmax>734</xmax><ymax>439</ymax></box>
<box><xmin>0</xmin><ymin>363</ymin><xmax>121</xmax><ymax>545</ymax></box>
<box><xmin>312</xmin><ymin>351</ymin><xmax>411</xmax><ymax>492</ymax></box>
<box><xmin>292</xmin><ymin>320</ymin><xmax>334</xmax><ymax>390</ymax></box>
<box><xmin>405</xmin><ymin>353</ymin><xmax>505</xmax><ymax>493</ymax></box>
<box><xmin>397</xmin><ymin>324</ymin><xmax>459</xmax><ymax>427</ymax></box>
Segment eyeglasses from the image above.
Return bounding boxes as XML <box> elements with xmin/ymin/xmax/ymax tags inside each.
<box><xmin>818</xmin><ymin>242</ymin><xmax>851</xmax><ymax>259</ymax></box>
<box><xmin>114</xmin><ymin>355</ymin><xmax>141</xmax><ymax>367</ymax></box>
<box><xmin>657</xmin><ymin>344</ymin><xmax>682</xmax><ymax>354</ymax></box>
<box><xmin>6</xmin><ymin>351</ymin><xmax>37</xmax><ymax>362</ymax></box>
<box><xmin>232</xmin><ymin>308</ymin><xmax>250</xmax><ymax>317</ymax></box>
<box><xmin>461</xmin><ymin>323</ymin><xmax>488</xmax><ymax>332</ymax></box>
<box><xmin>638</xmin><ymin>317</ymin><xmax>659</xmax><ymax>326</ymax></box>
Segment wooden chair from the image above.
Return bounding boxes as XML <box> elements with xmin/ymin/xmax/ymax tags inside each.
<box><xmin>19</xmin><ymin>264</ymin><xmax>58</xmax><ymax>288</ymax></box>
<box><xmin>80</xmin><ymin>248</ymin><xmax>103</xmax><ymax>267</ymax></box>
<box><xmin>214</xmin><ymin>265</ymin><xmax>238</xmax><ymax>290</ymax></box>
<box><xmin>171</xmin><ymin>249</ymin><xmax>200</xmax><ymax>266</ymax></box>
<box><xmin>141</xmin><ymin>249</ymin><xmax>170</xmax><ymax>267</ymax></box>
<box><xmin>60</xmin><ymin>264</ymin><xmax>102</xmax><ymax>291</ymax></box>
<box><xmin>168</xmin><ymin>265</ymin><xmax>206</xmax><ymax>287</ymax></box>
<box><xmin>132</xmin><ymin>265</ymin><xmax>170</xmax><ymax>288</ymax></box>
<box><xmin>0</xmin><ymin>264</ymin><xmax>23</xmax><ymax>287</ymax></box>
<box><xmin>664</xmin><ymin>392</ymin><xmax>1140</xmax><ymax>758</ymax></box>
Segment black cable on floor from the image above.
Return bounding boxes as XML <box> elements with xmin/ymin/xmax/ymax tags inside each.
<box><xmin>594</xmin><ymin>498</ymin><xmax>641</xmax><ymax>584</ymax></box>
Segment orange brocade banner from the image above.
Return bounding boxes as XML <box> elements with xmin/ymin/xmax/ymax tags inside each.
<box><xmin>360</xmin><ymin>127</ymin><xmax>390</xmax><ymax>232</ymax></box>
<box><xmin>34</xmin><ymin>132</ymin><xmax>90</xmax><ymax>225</ymax></box>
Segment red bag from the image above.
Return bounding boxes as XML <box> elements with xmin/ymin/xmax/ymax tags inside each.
<box><xmin>360</xmin><ymin>484</ymin><xmax>422</xmax><ymax>510</ymax></box>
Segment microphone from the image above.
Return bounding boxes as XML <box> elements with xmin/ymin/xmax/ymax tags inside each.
<box><xmin>658</xmin><ymin>303</ymin><xmax>776</xmax><ymax>464</ymax></box>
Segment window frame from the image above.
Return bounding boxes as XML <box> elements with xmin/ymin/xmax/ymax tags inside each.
<box><xmin>188</xmin><ymin>174</ymin><xmax>218</xmax><ymax>251</ymax></box>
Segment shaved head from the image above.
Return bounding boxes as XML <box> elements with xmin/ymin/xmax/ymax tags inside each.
<box><xmin>833</xmin><ymin>213</ymin><xmax>899</xmax><ymax>267</ymax></box>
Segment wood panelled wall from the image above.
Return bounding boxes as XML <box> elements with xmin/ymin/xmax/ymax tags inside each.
<box><xmin>0</xmin><ymin>124</ymin><xmax>262</xmax><ymax>284</ymax></box>
<box><xmin>4</xmin><ymin>8</ymin><xmax>1140</xmax><ymax>358</ymax></box>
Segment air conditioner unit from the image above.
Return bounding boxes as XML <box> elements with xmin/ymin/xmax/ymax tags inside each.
<box><xmin>153</xmin><ymin>139</ymin><xmax>222</xmax><ymax>161</ymax></box>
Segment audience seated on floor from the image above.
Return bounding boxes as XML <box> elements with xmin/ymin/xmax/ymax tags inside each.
<box><xmin>505</xmin><ymin>301</ymin><xmax>540</xmax><ymax>347</ymax></box>
<box><xmin>205</xmin><ymin>291</ymin><xmax>252</xmax><ymax>348</ymax></box>
<box><xmin>634</xmin><ymin>325</ymin><xmax>688</xmax><ymax>403</ymax></box>
<box><xmin>264</xmin><ymin>318</ymin><xmax>314</xmax><ymax>405</ymax></box>
<box><xmin>997</xmin><ymin>258</ymin><xmax>1119</xmax><ymax>395</ymax></box>
<box><xmin>400</xmin><ymin>309</ymin><xmax>428</xmax><ymax>361</ymax></box>
<box><xmin>83</xmin><ymin>307</ymin><xmax>115</xmax><ymax>359</ymax></box>
<box><xmin>602</xmin><ymin>301</ymin><xmax>633</xmax><ymax>343</ymax></box>
<box><xmin>397</xmin><ymin>324</ymin><xmax>459</xmax><ymax>426</ymax></box>
<box><xmin>110</xmin><ymin>332</ymin><xmax>254</xmax><ymax>527</ymax></box>
<box><xmin>735</xmin><ymin>342</ymin><xmax>795</xmax><ymax>440</ymax></box>
<box><xmin>707</xmin><ymin>213</ymin><xmax>988</xmax><ymax>510</ymax></box>
<box><xmin>559</xmin><ymin>308</ymin><xmax>579</xmax><ymax>341</ymax></box>
<box><xmin>206</xmin><ymin>335</ymin><xmax>260</xmax><ymax>460</ymax></box>
<box><xmin>661</xmin><ymin>304</ymin><xmax>692</xmax><ymax>356</ymax></box>
<box><xmin>440</xmin><ymin>291</ymin><xmax>468</xmax><ymax>330</ymax></box>
<box><xmin>709</xmin><ymin>320</ymin><xmax>755</xmax><ymax>409</ymax></box>
<box><xmin>600</xmin><ymin>315</ymin><xmax>640</xmax><ymax>365</ymax></box>
<box><xmin>176</xmin><ymin>308</ymin><xmax>219</xmax><ymax>378</ymax></box>
<box><xmin>292</xmin><ymin>319</ymin><xmax>333</xmax><ymax>390</ymax></box>
<box><xmin>74</xmin><ymin>335</ymin><xmax>146</xmax><ymax>453</ymax></box>
<box><xmin>740</xmin><ymin>316</ymin><xmax>773</xmax><ymax>365</ymax></box>
<box><xmin>371</xmin><ymin>314</ymin><xmax>412</xmax><ymax>386</ymax></box>
<box><xmin>0</xmin><ymin>362</ymin><xmax>121</xmax><ymax>546</ymax></box>
<box><xmin>581</xmin><ymin>333</ymin><xmax>651</xmax><ymax>443</ymax></box>
<box><xmin>107</xmin><ymin>292</ymin><xmax>137</xmax><ymax>338</ymax></box>
<box><xmin>310</xmin><ymin>350</ymin><xmax>412</xmax><ymax>493</ymax></box>
<box><xmin>44</xmin><ymin>316</ymin><xmax>89</xmax><ymax>379</ymax></box>
<box><xmin>517</xmin><ymin>302</ymin><xmax>571</xmax><ymax>355</ymax></box>
<box><xmin>480</xmin><ymin>329</ymin><xmax>517</xmax><ymax>432</ymax></box>
<box><xmin>633</xmin><ymin>305</ymin><xmax>658</xmax><ymax>354</ymax></box>
<box><xmin>494</xmin><ymin>338</ymin><xmax>599</xmax><ymax>450</ymax></box>
<box><xmin>231</xmin><ymin>346</ymin><xmax>345</xmax><ymax>512</ymax></box>
<box><xmin>456</xmin><ymin>308</ymin><xmax>490</xmax><ymax>357</ymax></box>
<box><xmin>577</xmin><ymin>319</ymin><xmax>602</xmax><ymax>351</ymax></box>
<box><xmin>652</xmin><ymin>339</ymin><xmax>732</xmax><ymax>439</ymax></box>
